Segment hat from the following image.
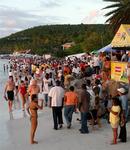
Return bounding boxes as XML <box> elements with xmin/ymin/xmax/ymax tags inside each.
<box><xmin>117</xmin><ymin>88</ymin><xmax>126</xmax><ymax>94</ymax></box>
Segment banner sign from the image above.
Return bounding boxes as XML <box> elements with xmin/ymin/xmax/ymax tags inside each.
<box><xmin>111</xmin><ymin>61</ymin><xmax>128</xmax><ymax>83</ymax></box>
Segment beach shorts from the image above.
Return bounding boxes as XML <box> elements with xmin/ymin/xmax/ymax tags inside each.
<box><xmin>7</xmin><ymin>91</ymin><xmax>14</xmax><ymax>101</ymax></box>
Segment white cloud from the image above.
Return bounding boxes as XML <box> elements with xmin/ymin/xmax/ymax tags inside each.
<box><xmin>0</xmin><ymin>5</ymin><xmax>66</xmax><ymax>37</ymax></box>
<box><xmin>0</xmin><ymin>0</ymin><xmax>109</xmax><ymax>37</ymax></box>
<box><xmin>40</xmin><ymin>0</ymin><xmax>61</xmax><ymax>8</ymax></box>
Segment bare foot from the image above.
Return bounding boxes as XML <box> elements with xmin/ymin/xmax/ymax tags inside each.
<box><xmin>31</xmin><ymin>141</ymin><xmax>38</xmax><ymax>144</ymax></box>
<box><xmin>110</xmin><ymin>142</ymin><xmax>117</xmax><ymax>145</ymax></box>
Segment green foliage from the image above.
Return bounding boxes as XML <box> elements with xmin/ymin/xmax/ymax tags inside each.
<box><xmin>82</xmin><ymin>32</ymin><xmax>102</xmax><ymax>52</ymax></box>
<box><xmin>0</xmin><ymin>24</ymin><xmax>114</xmax><ymax>56</ymax></box>
<box><xmin>64</xmin><ymin>44</ymin><xmax>83</xmax><ymax>56</ymax></box>
<box><xmin>103</xmin><ymin>0</ymin><xmax>130</xmax><ymax>32</ymax></box>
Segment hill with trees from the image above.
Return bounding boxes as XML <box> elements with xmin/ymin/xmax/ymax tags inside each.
<box><xmin>0</xmin><ymin>24</ymin><xmax>114</xmax><ymax>57</ymax></box>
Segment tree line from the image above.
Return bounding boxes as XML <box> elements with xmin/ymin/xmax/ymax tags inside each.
<box><xmin>0</xmin><ymin>24</ymin><xmax>114</xmax><ymax>57</ymax></box>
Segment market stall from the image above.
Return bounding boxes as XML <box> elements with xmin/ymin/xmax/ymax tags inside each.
<box><xmin>111</xmin><ymin>24</ymin><xmax>130</xmax><ymax>83</ymax></box>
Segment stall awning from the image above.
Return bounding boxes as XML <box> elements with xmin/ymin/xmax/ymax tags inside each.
<box><xmin>111</xmin><ymin>24</ymin><xmax>130</xmax><ymax>48</ymax></box>
<box><xmin>98</xmin><ymin>44</ymin><xmax>116</xmax><ymax>53</ymax></box>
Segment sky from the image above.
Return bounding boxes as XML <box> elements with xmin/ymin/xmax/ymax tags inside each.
<box><xmin>0</xmin><ymin>0</ymin><xmax>111</xmax><ymax>38</ymax></box>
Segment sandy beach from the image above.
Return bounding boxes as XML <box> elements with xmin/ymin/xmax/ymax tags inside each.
<box><xmin>0</xmin><ymin>108</ymin><xmax>130</xmax><ymax>150</ymax></box>
<box><xmin>0</xmin><ymin>59</ymin><xmax>130</xmax><ymax>150</ymax></box>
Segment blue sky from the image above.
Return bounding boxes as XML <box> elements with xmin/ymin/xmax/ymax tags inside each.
<box><xmin>0</xmin><ymin>0</ymin><xmax>111</xmax><ymax>37</ymax></box>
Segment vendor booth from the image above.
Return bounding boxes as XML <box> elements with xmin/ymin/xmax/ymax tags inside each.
<box><xmin>111</xmin><ymin>24</ymin><xmax>130</xmax><ymax>83</ymax></box>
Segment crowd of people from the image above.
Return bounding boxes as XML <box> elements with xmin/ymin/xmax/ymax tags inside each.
<box><xmin>3</xmin><ymin>51</ymin><xmax>130</xmax><ymax>145</ymax></box>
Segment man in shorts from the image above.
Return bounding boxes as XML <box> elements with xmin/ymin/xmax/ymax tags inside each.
<box><xmin>4</xmin><ymin>76</ymin><xmax>15</xmax><ymax>120</ymax></box>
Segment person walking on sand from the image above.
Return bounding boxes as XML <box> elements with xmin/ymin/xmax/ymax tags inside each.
<box><xmin>27</xmin><ymin>94</ymin><xmax>43</xmax><ymax>144</ymax></box>
<box><xmin>109</xmin><ymin>97</ymin><xmax>121</xmax><ymax>145</ymax></box>
<box><xmin>28</xmin><ymin>79</ymin><xmax>40</xmax><ymax>100</ymax></box>
<box><xmin>14</xmin><ymin>77</ymin><xmax>21</xmax><ymax>109</ymax></box>
<box><xmin>64</xmin><ymin>86</ymin><xmax>78</xmax><ymax>129</ymax></box>
<box><xmin>117</xmin><ymin>88</ymin><xmax>129</xmax><ymax>121</ymax></box>
<box><xmin>79</xmin><ymin>84</ymin><xmax>90</xmax><ymax>134</ymax></box>
<box><xmin>4</xmin><ymin>76</ymin><xmax>15</xmax><ymax>120</ymax></box>
<box><xmin>3</xmin><ymin>64</ymin><xmax>5</xmax><ymax>72</ymax></box>
<box><xmin>42</xmin><ymin>73</ymin><xmax>50</xmax><ymax>106</ymax></box>
<box><xmin>49</xmin><ymin>80</ymin><xmax>64</xmax><ymax>130</ymax></box>
<box><xmin>18</xmin><ymin>80</ymin><xmax>28</xmax><ymax>117</ymax></box>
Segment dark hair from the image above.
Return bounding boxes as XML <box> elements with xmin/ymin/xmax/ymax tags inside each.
<box><xmin>49</xmin><ymin>72</ymin><xmax>52</xmax><ymax>78</ymax></box>
<box><xmin>9</xmin><ymin>76</ymin><xmax>13</xmax><ymax>79</ymax></box>
<box><xmin>69</xmin><ymin>86</ymin><xmax>74</xmax><ymax>91</ymax></box>
<box><xmin>56</xmin><ymin>80</ymin><xmax>61</xmax><ymax>86</ymax></box>
<box><xmin>93</xmin><ymin>86</ymin><xmax>100</xmax><ymax>96</ymax></box>
<box><xmin>21</xmin><ymin>80</ymin><xmax>24</xmax><ymax>83</ymax></box>
<box><xmin>25</xmin><ymin>76</ymin><xmax>28</xmax><ymax>81</ymax></box>
<box><xmin>106</xmin><ymin>56</ymin><xmax>110</xmax><ymax>61</ymax></box>
<box><xmin>95</xmin><ymin>79</ymin><xmax>100</xmax><ymax>85</ymax></box>
<box><xmin>45</xmin><ymin>73</ymin><xmax>49</xmax><ymax>79</ymax></box>
<box><xmin>86</xmin><ymin>80</ymin><xmax>91</xmax><ymax>87</ymax></box>
<box><xmin>31</xmin><ymin>94</ymin><xmax>38</xmax><ymax>101</ymax></box>
<box><xmin>112</xmin><ymin>97</ymin><xmax>120</xmax><ymax>106</ymax></box>
<box><xmin>81</xmin><ymin>84</ymin><xmax>86</xmax><ymax>90</ymax></box>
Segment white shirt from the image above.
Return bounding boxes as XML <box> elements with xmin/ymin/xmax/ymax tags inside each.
<box><xmin>46</xmin><ymin>68</ymin><xmax>51</xmax><ymax>74</ymax></box>
<box><xmin>49</xmin><ymin>86</ymin><xmax>64</xmax><ymax>107</ymax></box>
<box><xmin>72</xmin><ymin>67</ymin><xmax>80</xmax><ymax>74</ymax></box>
<box><xmin>86</xmin><ymin>86</ymin><xmax>95</xmax><ymax>108</ymax></box>
<box><xmin>15</xmin><ymin>81</ymin><xmax>19</xmax><ymax>87</ymax></box>
<box><xmin>43</xmin><ymin>78</ymin><xmax>50</xmax><ymax>94</ymax></box>
<box><xmin>93</xmin><ymin>56</ymin><xmax>100</xmax><ymax>67</ymax></box>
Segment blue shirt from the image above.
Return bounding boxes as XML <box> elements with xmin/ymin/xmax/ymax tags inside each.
<box><xmin>128</xmin><ymin>57</ymin><xmax>130</xmax><ymax>62</ymax></box>
<box><xmin>119</xmin><ymin>95</ymin><xmax>129</xmax><ymax>119</ymax></box>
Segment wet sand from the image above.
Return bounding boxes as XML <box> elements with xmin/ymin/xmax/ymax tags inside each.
<box><xmin>0</xmin><ymin>59</ymin><xmax>10</xmax><ymax>146</ymax></box>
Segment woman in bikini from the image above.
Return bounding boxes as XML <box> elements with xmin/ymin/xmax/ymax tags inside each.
<box><xmin>27</xmin><ymin>94</ymin><xmax>43</xmax><ymax>144</ymax></box>
<box><xmin>18</xmin><ymin>80</ymin><xmax>27</xmax><ymax>116</ymax></box>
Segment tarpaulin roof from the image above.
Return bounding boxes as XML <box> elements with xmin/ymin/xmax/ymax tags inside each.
<box><xmin>98</xmin><ymin>44</ymin><xmax>115</xmax><ymax>53</ymax></box>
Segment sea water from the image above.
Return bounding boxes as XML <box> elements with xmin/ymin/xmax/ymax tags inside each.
<box><xmin>0</xmin><ymin>59</ymin><xmax>10</xmax><ymax>145</ymax></box>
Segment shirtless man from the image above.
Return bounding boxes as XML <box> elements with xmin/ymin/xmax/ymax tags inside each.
<box><xmin>4</xmin><ymin>76</ymin><xmax>15</xmax><ymax>119</ymax></box>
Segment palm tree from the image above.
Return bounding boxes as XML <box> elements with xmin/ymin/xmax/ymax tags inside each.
<box><xmin>103</xmin><ymin>0</ymin><xmax>130</xmax><ymax>32</ymax></box>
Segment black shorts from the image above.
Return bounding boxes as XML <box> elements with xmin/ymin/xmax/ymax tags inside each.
<box><xmin>7</xmin><ymin>91</ymin><xmax>14</xmax><ymax>101</ymax></box>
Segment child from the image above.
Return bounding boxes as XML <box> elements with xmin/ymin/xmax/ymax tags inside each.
<box><xmin>109</xmin><ymin>97</ymin><xmax>121</xmax><ymax>145</ymax></box>
<box><xmin>27</xmin><ymin>94</ymin><xmax>43</xmax><ymax>144</ymax></box>
<box><xmin>88</xmin><ymin>96</ymin><xmax>102</xmax><ymax>129</ymax></box>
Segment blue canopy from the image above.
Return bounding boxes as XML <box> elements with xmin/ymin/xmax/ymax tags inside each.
<box><xmin>98</xmin><ymin>44</ymin><xmax>116</xmax><ymax>53</ymax></box>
